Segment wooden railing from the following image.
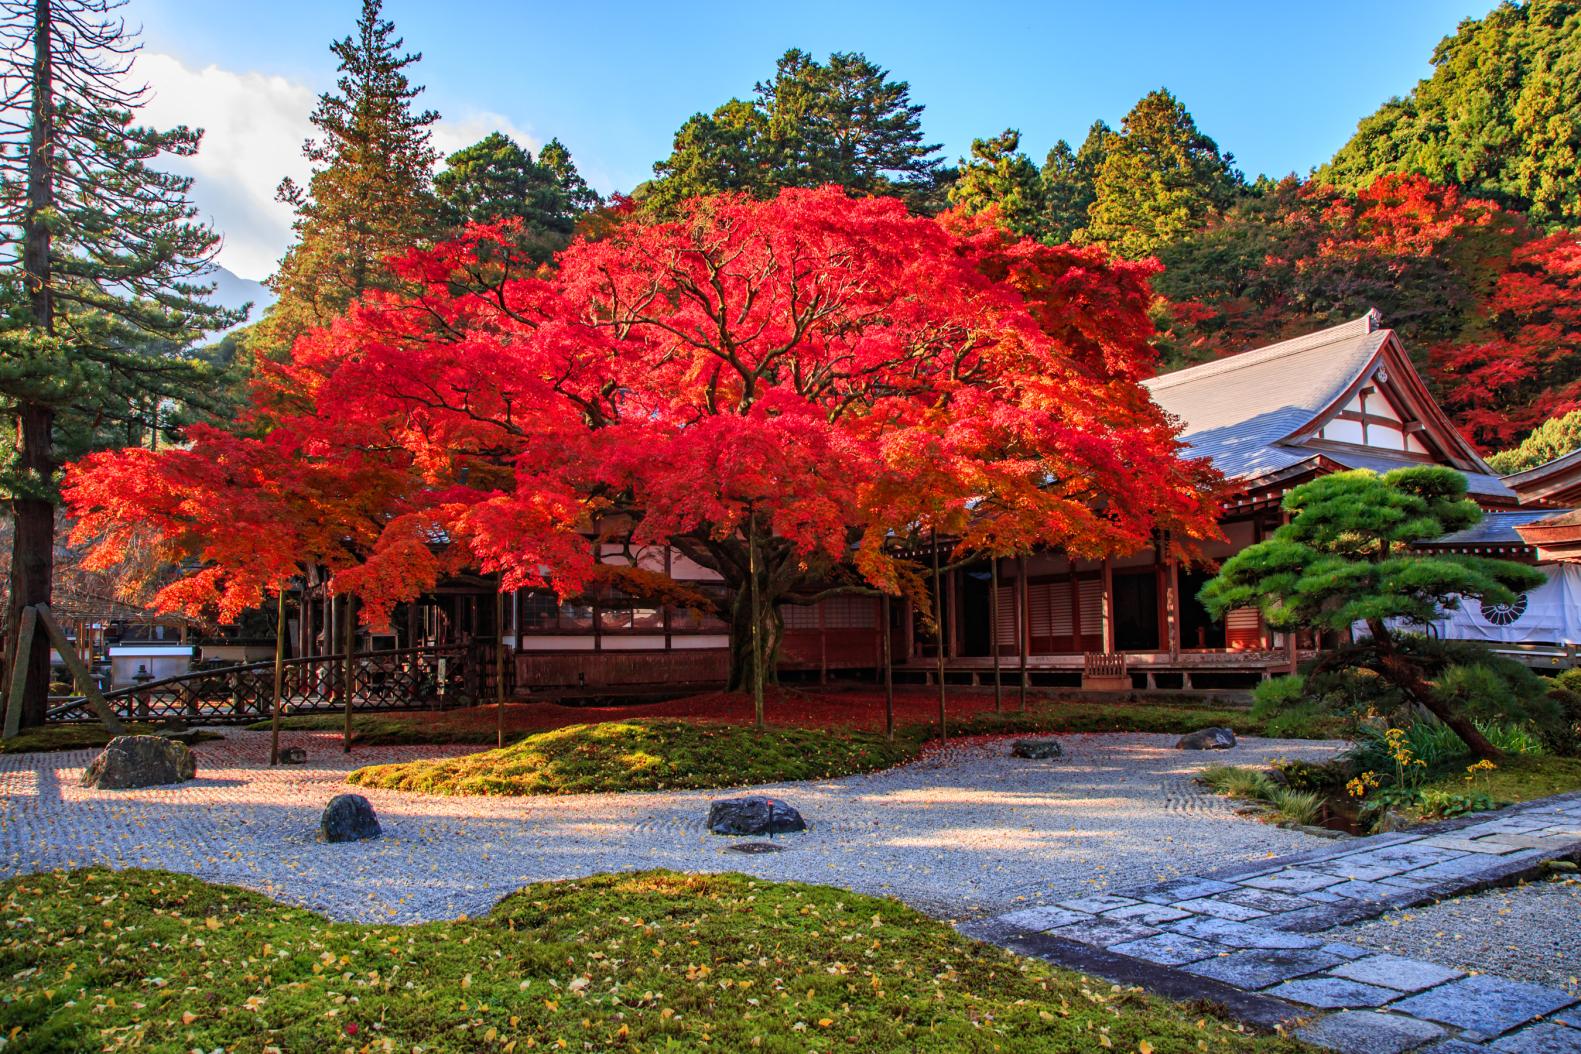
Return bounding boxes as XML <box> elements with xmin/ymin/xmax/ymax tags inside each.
<box><xmin>47</xmin><ymin>645</ymin><xmax>471</xmax><ymax>725</ymax></box>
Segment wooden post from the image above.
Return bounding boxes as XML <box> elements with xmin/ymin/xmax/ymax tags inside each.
<box><xmin>989</xmin><ymin>558</ymin><xmax>1002</xmax><ymax>713</ymax></box>
<box><xmin>881</xmin><ymin>593</ymin><xmax>894</xmax><ymax>742</ymax></box>
<box><xmin>270</xmin><ymin>587</ymin><xmax>286</xmax><ymax>766</ymax></box>
<box><xmin>1017</xmin><ymin>555</ymin><xmax>1029</xmax><ymax>711</ymax></box>
<box><xmin>1101</xmin><ymin>557</ymin><xmax>1115</xmax><ymax>653</ymax></box>
<box><xmin>496</xmin><ymin>588</ymin><xmax>506</xmax><ymax>749</ymax></box>
<box><xmin>3</xmin><ymin>607</ymin><xmax>39</xmax><ymax>739</ymax></box>
<box><xmin>33</xmin><ymin>606</ymin><xmax>123</xmax><ymax>733</ymax></box>
<box><xmin>749</xmin><ymin>508</ymin><xmax>764</xmax><ymax>729</ymax></box>
<box><xmin>342</xmin><ymin>593</ymin><xmax>355</xmax><ymax>754</ymax></box>
<box><xmin>932</xmin><ymin>529</ymin><xmax>946</xmax><ymax>739</ymax></box>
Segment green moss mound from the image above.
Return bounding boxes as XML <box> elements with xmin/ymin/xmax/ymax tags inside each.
<box><xmin>0</xmin><ymin>868</ymin><xmax>1307</xmax><ymax>1054</ymax></box>
<box><xmin>0</xmin><ymin>723</ymin><xmax>222</xmax><ymax>755</ymax></box>
<box><xmin>347</xmin><ymin>719</ymin><xmax>911</xmax><ymax>796</ymax></box>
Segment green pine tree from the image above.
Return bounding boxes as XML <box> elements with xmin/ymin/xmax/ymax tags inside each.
<box><xmin>259</xmin><ymin>0</ymin><xmax>439</xmax><ymax>355</ymax></box>
<box><xmin>947</xmin><ymin>129</ymin><xmax>1046</xmax><ymax>239</ymax></box>
<box><xmin>0</xmin><ymin>0</ymin><xmax>239</xmax><ymax>726</ymax></box>
<box><xmin>1084</xmin><ymin>89</ymin><xmax>1241</xmax><ymax>259</ymax></box>
<box><xmin>434</xmin><ymin>132</ymin><xmax>599</xmax><ymax>261</ymax></box>
<box><xmin>1041</xmin><ymin>120</ymin><xmax>1110</xmax><ymax>243</ymax></box>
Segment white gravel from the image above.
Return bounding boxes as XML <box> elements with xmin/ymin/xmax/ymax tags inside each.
<box><xmin>0</xmin><ymin>729</ymin><xmax>1344</xmax><ymax>924</ymax></box>
<box><xmin>1330</xmin><ymin>874</ymin><xmax>1581</xmax><ymax>996</ymax></box>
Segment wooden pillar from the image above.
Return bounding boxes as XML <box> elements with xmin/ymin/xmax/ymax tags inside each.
<box><xmin>270</xmin><ymin>588</ymin><xmax>286</xmax><ymax>766</ymax></box>
<box><xmin>932</xmin><ymin>530</ymin><xmax>946</xmax><ymax>738</ymax></box>
<box><xmin>1017</xmin><ymin>554</ymin><xmax>1029</xmax><ymax>711</ymax></box>
<box><xmin>1101</xmin><ymin>557</ymin><xmax>1115</xmax><ymax>654</ymax></box>
<box><xmin>341</xmin><ymin>593</ymin><xmax>356</xmax><ymax>754</ymax></box>
<box><xmin>1067</xmin><ymin>557</ymin><xmax>1082</xmax><ymax>653</ymax></box>
<box><xmin>881</xmin><ymin>593</ymin><xmax>894</xmax><ymax>741</ymax></box>
<box><xmin>989</xmin><ymin>558</ymin><xmax>1002</xmax><ymax>713</ymax></box>
<box><xmin>495</xmin><ymin>589</ymin><xmax>506</xmax><ymax>748</ymax></box>
<box><xmin>1167</xmin><ymin>551</ymin><xmax>1181</xmax><ymax>663</ymax></box>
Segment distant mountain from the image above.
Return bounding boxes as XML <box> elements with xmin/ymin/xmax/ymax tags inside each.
<box><xmin>204</xmin><ymin>265</ymin><xmax>275</xmax><ymax>335</ymax></box>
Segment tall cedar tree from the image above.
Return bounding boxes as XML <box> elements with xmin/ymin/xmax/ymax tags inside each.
<box><xmin>646</xmin><ymin>50</ymin><xmax>942</xmax><ymax>210</ymax></box>
<box><xmin>1200</xmin><ymin>468</ymin><xmax>1544</xmax><ymax>759</ymax></box>
<box><xmin>0</xmin><ymin>0</ymin><xmax>234</xmax><ymax>726</ymax></box>
<box><xmin>434</xmin><ymin>132</ymin><xmax>601</xmax><ymax>262</ymax></box>
<box><xmin>1487</xmin><ymin>406</ymin><xmax>1581</xmax><ymax>472</ymax></box>
<box><xmin>1084</xmin><ymin>89</ymin><xmax>1241</xmax><ymax>259</ymax></box>
<box><xmin>947</xmin><ymin>129</ymin><xmax>1048</xmax><ymax>241</ymax></box>
<box><xmin>259</xmin><ymin>0</ymin><xmax>438</xmax><ymax>356</ymax></box>
<box><xmin>1041</xmin><ymin>121</ymin><xmax>1110</xmax><ymax>243</ymax></box>
<box><xmin>1322</xmin><ymin>0</ymin><xmax>1581</xmax><ymax>227</ymax></box>
<box><xmin>67</xmin><ymin>188</ymin><xmax>1223</xmax><ymax>697</ymax></box>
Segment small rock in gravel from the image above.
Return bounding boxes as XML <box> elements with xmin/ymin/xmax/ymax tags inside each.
<box><xmin>707</xmin><ymin>795</ymin><xmax>806</xmax><ymax>836</ymax></box>
<box><xmin>81</xmin><ymin>735</ymin><xmax>197</xmax><ymax>789</ymax></box>
<box><xmin>321</xmin><ymin>793</ymin><xmax>381</xmax><ymax>842</ymax></box>
<box><xmin>1176</xmin><ymin>727</ymin><xmax>1237</xmax><ymax>750</ymax></box>
<box><xmin>1011</xmin><ymin>739</ymin><xmax>1063</xmax><ymax>759</ymax></box>
<box><xmin>279</xmin><ymin>747</ymin><xmax>308</xmax><ymax>764</ymax></box>
<box><xmin>156</xmin><ymin>728</ymin><xmax>206</xmax><ymax>746</ymax></box>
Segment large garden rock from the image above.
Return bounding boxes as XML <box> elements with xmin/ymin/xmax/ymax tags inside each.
<box><xmin>707</xmin><ymin>795</ymin><xmax>806</xmax><ymax>836</ymax></box>
<box><xmin>1011</xmin><ymin>738</ymin><xmax>1063</xmax><ymax>759</ymax></box>
<box><xmin>80</xmin><ymin>735</ymin><xmax>196</xmax><ymax>789</ymax></box>
<box><xmin>1175</xmin><ymin>727</ymin><xmax>1237</xmax><ymax>750</ymax></box>
<box><xmin>321</xmin><ymin>793</ymin><xmax>381</xmax><ymax>842</ymax></box>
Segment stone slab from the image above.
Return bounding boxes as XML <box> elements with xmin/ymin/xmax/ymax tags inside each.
<box><xmin>1418</xmin><ymin>1042</ymin><xmax>1493</xmax><ymax>1053</ymax></box>
<box><xmin>1056</xmin><ymin>893</ymin><xmax>1140</xmax><ymax>913</ymax></box>
<box><xmin>1102</xmin><ymin>902</ymin><xmax>1193</xmax><ymax>925</ymax></box>
<box><xmin>1295</xmin><ymin>1010</ymin><xmax>1446</xmax><ymax>1054</ymax></box>
<box><xmin>1219</xmin><ymin>886</ymin><xmax>1322</xmax><ymax>913</ymax></box>
<box><xmin>1265</xmin><ymin>976</ymin><xmax>1402</xmax><ymax>1009</ymax></box>
<box><xmin>1391</xmin><ymin>976</ymin><xmax>1577</xmax><ymax>1035</ymax></box>
<box><xmin>1241</xmin><ymin>867</ymin><xmax>1348</xmax><ymax>894</ymax></box>
<box><xmin>1107</xmin><ymin>931</ymin><xmax>1226</xmax><ymax>966</ymax></box>
<box><xmin>1490</xmin><ymin>1022</ymin><xmax>1581</xmax><ymax>1053</ymax></box>
<box><xmin>1175</xmin><ymin>896</ymin><xmax>1270</xmax><ymax>921</ymax></box>
<box><xmin>1046</xmin><ymin>916</ymin><xmax>1160</xmax><ymax>948</ymax></box>
<box><xmin>1417</xmin><ymin>836</ymin><xmax>1526</xmax><ymax>855</ymax></box>
<box><xmin>1165</xmin><ymin>915</ymin><xmax>1324</xmax><ymax>949</ymax></box>
<box><xmin>1138</xmin><ymin>877</ymin><xmax>1239</xmax><ymax>904</ymax></box>
<box><xmin>1181</xmin><ymin>946</ymin><xmax>1347</xmax><ymax>990</ymax></box>
<box><xmin>1330</xmin><ymin>953</ymin><xmax>1465</xmax><ymax>993</ymax></box>
<box><xmin>996</xmin><ymin>905</ymin><xmax>1091</xmax><ymax>933</ymax></box>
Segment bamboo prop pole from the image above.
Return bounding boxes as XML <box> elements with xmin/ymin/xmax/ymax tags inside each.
<box><xmin>3</xmin><ymin>606</ymin><xmax>39</xmax><ymax>740</ymax></box>
<box><xmin>749</xmin><ymin>507</ymin><xmax>764</xmax><ymax>730</ymax></box>
<box><xmin>496</xmin><ymin>588</ymin><xmax>507</xmax><ymax>749</ymax></box>
<box><xmin>881</xmin><ymin>593</ymin><xmax>894</xmax><ymax>742</ymax></box>
<box><xmin>1018</xmin><ymin>555</ymin><xmax>1029</xmax><ymax>712</ymax></box>
<box><xmin>933</xmin><ymin>529</ymin><xmax>946</xmax><ymax>740</ymax></box>
<box><xmin>990</xmin><ymin>558</ymin><xmax>1002</xmax><ymax>713</ymax></box>
<box><xmin>35</xmin><ymin>606</ymin><xmax>122</xmax><ymax>733</ymax></box>
<box><xmin>270</xmin><ymin>587</ymin><xmax>286</xmax><ymax>766</ymax></box>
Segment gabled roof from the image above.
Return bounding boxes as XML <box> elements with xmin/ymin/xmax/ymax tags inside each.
<box><xmin>1501</xmin><ymin>447</ymin><xmax>1581</xmax><ymax>507</ymax></box>
<box><xmin>1143</xmin><ymin>311</ymin><xmax>1515</xmax><ymax>504</ymax></box>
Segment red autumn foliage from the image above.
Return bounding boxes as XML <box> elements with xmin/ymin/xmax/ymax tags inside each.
<box><xmin>66</xmin><ymin>188</ymin><xmax>1222</xmax><ymax>674</ymax></box>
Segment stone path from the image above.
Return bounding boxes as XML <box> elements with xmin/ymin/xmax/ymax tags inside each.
<box><xmin>963</xmin><ymin>792</ymin><xmax>1581</xmax><ymax>1053</ymax></box>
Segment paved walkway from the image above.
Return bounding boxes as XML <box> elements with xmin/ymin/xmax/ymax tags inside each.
<box><xmin>0</xmin><ymin>729</ymin><xmax>1340</xmax><ymax>921</ymax></box>
<box><xmin>964</xmin><ymin>792</ymin><xmax>1581</xmax><ymax>1053</ymax></box>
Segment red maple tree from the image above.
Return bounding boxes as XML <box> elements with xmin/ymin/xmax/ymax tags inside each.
<box><xmin>67</xmin><ymin>188</ymin><xmax>1223</xmax><ymax>690</ymax></box>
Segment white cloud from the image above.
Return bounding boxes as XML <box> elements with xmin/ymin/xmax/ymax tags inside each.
<box><xmin>137</xmin><ymin>54</ymin><xmax>554</xmax><ymax>282</ymax></box>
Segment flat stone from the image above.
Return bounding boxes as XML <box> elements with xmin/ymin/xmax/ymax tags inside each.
<box><xmin>1296</xmin><ymin>1011</ymin><xmax>1447</xmax><ymax>1054</ymax></box>
<box><xmin>1555</xmin><ymin>1008</ymin><xmax>1581</xmax><ymax>1029</ymax></box>
<box><xmin>1392</xmin><ymin>976</ymin><xmax>1577</xmax><ymax>1035</ymax></box>
<box><xmin>1107</xmin><ymin>931</ymin><xmax>1226</xmax><ymax>966</ymax></box>
<box><xmin>1165</xmin><ymin>915</ymin><xmax>1324</xmax><ymax>949</ymax></box>
<box><xmin>1139</xmin><ymin>877</ymin><xmax>1239</xmax><ymax>904</ymax></box>
<box><xmin>279</xmin><ymin>746</ymin><xmax>308</xmax><ymax>764</ymax></box>
<box><xmin>1175</xmin><ymin>896</ymin><xmax>1270</xmax><ymax>921</ymax></box>
<box><xmin>1181</xmin><ymin>946</ymin><xmax>1347</xmax><ymax>990</ymax></box>
<box><xmin>320</xmin><ymin>793</ymin><xmax>380</xmax><ymax>843</ymax></box>
<box><xmin>997</xmin><ymin>905</ymin><xmax>1091</xmax><ymax>933</ymax></box>
<box><xmin>1220</xmin><ymin>886</ymin><xmax>1325</xmax><ymax>913</ymax></box>
<box><xmin>1176</xmin><ymin>726</ymin><xmax>1237</xmax><ymax>750</ymax></box>
<box><xmin>706</xmin><ymin>795</ymin><xmax>806</xmax><ymax>836</ymax></box>
<box><xmin>1102</xmin><ymin>902</ymin><xmax>1192</xmax><ymax>925</ymax></box>
<box><xmin>1416</xmin><ymin>1041</ymin><xmax>1492</xmax><ymax>1053</ymax></box>
<box><xmin>1331</xmin><ymin>954</ymin><xmax>1465</xmax><ymax>993</ymax></box>
<box><xmin>1478</xmin><ymin>835</ymin><xmax>1576</xmax><ymax>851</ymax></box>
<box><xmin>1323</xmin><ymin>879</ymin><xmax>1413</xmax><ymax>903</ymax></box>
<box><xmin>1265</xmin><ymin>976</ymin><xmax>1401</xmax><ymax>1009</ymax></box>
<box><xmin>1057</xmin><ymin>893</ymin><xmax>1140</xmax><ymax>913</ymax></box>
<box><xmin>1046</xmin><ymin>916</ymin><xmax>1160</xmax><ymax>948</ymax></box>
<box><xmin>1242</xmin><ymin>867</ymin><xmax>1347</xmax><ymax>894</ymax></box>
<box><xmin>1319</xmin><ymin>943</ymin><xmax>1377</xmax><ymax>961</ymax></box>
<box><xmin>1491</xmin><ymin>1023</ymin><xmax>1581</xmax><ymax>1053</ymax></box>
<box><xmin>1010</xmin><ymin>738</ymin><xmax>1063</xmax><ymax>759</ymax></box>
<box><xmin>1416</xmin><ymin>836</ymin><xmax>1525</xmax><ymax>855</ymax></box>
<box><xmin>1342</xmin><ymin>844</ymin><xmax>1461</xmax><ymax>872</ymax></box>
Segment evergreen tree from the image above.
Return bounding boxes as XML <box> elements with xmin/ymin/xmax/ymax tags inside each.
<box><xmin>0</xmin><ymin>0</ymin><xmax>236</xmax><ymax>725</ymax></box>
<box><xmin>1323</xmin><ymin>0</ymin><xmax>1581</xmax><ymax>227</ymax></box>
<box><xmin>259</xmin><ymin>0</ymin><xmax>439</xmax><ymax>355</ymax></box>
<box><xmin>1487</xmin><ymin>407</ymin><xmax>1581</xmax><ymax>473</ymax></box>
<box><xmin>1041</xmin><ymin>120</ymin><xmax>1110</xmax><ymax>243</ymax></box>
<box><xmin>947</xmin><ymin>129</ymin><xmax>1046</xmax><ymax>239</ymax></box>
<box><xmin>647</xmin><ymin>49</ymin><xmax>941</xmax><ymax>208</ymax></box>
<box><xmin>1085</xmin><ymin>89</ymin><xmax>1241</xmax><ymax>258</ymax></box>
<box><xmin>434</xmin><ymin>132</ymin><xmax>599</xmax><ymax>261</ymax></box>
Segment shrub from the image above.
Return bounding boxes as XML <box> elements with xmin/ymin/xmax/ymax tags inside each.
<box><xmin>1266</xmin><ymin>788</ymin><xmax>1324</xmax><ymax>826</ymax></box>
<box><xmin>1198</xmin><ymin>764</ymin><xmax>1275</xmax><ymax>800</ymax></box>
<box><xmin>1271</xmin><ymin>757</ymin><xmax>1351</xmax><ymax>792</ymax></box>
<box><xmin>1415</xmin><ymin>788</ymin><xmax>1495</xmax><ymax>818</ymax></box>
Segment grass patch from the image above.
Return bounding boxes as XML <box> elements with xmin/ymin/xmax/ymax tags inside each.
<box><xmin>1199</xmin><ymin>764</ymin><xmax>1276</xmax><ymax>801</ymax></box>
<box><xmin>0</xmin><ymin>723</ymin><xmax>222</xmax><ymax>755</ymax></box>
<box><xmin>924</xmin><ymin>700</ymin><xmax>1339</xmax><ymax>741</ymax></box>
<box><xmin>347</xmin><ymin>719</ymin><xmax>910</xmax><ymax>796</ymax></box>
<box><xmin>244</xmin><ymin>712</ymin><xmax>504</xmax><ymax>745</ymax></box>
<box><xmin>1420</xmin><ymin>753</ymin><xmax>1581</xmax><ymax>806</ymax></box>
<box><xmin>0</xmin><ymin>868</ymin><xmax>1309</xmax><ymax>1054</ymax></box>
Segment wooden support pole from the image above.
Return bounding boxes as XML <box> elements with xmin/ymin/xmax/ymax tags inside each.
<box><xmin>270</xmin><ymin>587</ymin><xmax>286</xmax><ymax>766</ymax></box>
<box><xmin>933</xmin><ymin>529</ymin><xmax>946</xmax><ymax>739</ymax></box>
<box><xmin>990</xmin><ymin>558</ymin><xmax>1002</xmax><ymax>713</ymax></box>
<box><xmin>749</xmin><ymin>507</ymin><xmax>764</xmax><ymax>730</ymax></box>
<box><xmin>496</xmin><ymin>588</ymin><xmax>506</xmax><ymax>749</ymax></box>
<box><xmin>3</xmin><ymin>607</ymin><xmax>39</xmax><ymax>740</ymax></box>
<box><xmin>35</xmin><ymin>606</ymin><xmax>122</xmax><ymax>734</ymax></box>
<box><xmin>881</xmin><ymin>593</ymin><xmax>894</xmax><ymax>742</ymax></box>
<box><xmin>342</xmin><ymin>594</ymin><xmax>356</xmax><ymax>754</ymax></box>
<box><xmin>1017</xmin><ymin>555</ymin><xmax>1029</xmax><ymax>711</ymax></box>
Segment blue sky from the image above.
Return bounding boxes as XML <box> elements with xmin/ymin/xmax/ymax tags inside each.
<box><xmin>130</xmin><ymin>0</ymin><xmax>1493</xmax><ymax>280</ymax></box>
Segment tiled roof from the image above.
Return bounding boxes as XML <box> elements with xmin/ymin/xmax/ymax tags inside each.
<box><xmin>1417</xmin><ymin>509</ymin><xmax>1564</xmax><ymax>547</ymax></box>
<box><xmin>1142</xmin><ymin>313</ymin><xmax>1514</xmax><ymax>502</ymax></box>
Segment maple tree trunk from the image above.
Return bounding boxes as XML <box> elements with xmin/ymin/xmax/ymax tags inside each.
<box><xmin>5</xmin><ymin>2</ymin><xmax>57</xmax><ymax>730</ymax></box>
<box><xmin>1366</xmin><ymin>618</ymin><xmax>1502</xmax><ymax>760</ymax></box>
<box><xmin>725</xmin><ymin>588</ymin><xmax>782</xmax><ymax>695</ymax></box>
